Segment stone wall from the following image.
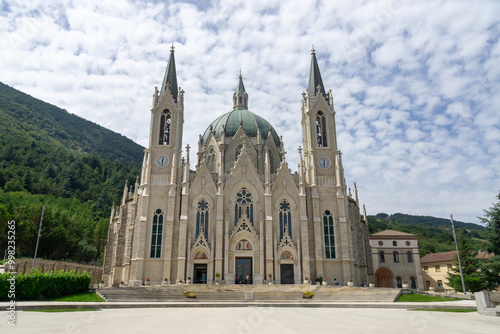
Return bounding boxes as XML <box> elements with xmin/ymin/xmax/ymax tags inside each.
<box><xmin>9</xmin><ymin>258</ymin><xmax>103</xmax><ymax>286</ymax></box>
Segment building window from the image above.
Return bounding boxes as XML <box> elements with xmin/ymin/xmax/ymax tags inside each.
<box><xmin>323</xmin><ymin>210</ymin><xmax>335</xmax><ymax>259</ymax></box>
<box><xmin>279</xmin><ymin>200</ymin><xmax>292</xmax><ymax>240</ymax></box>
<box><xmin>150</xmin><ymin>209</ymin><xmax>163</xmax><ymax>258</ymax></box>
<box><xmin>410</xmin><ymin>277</ymin><xmax>417</xmax><ymax>289</ymax></box>
<box><xmin>207</xmin><ymin>147</ymin><xmax>216</xmax><ymax>172</ymax></box>
<box><xmin>379</xmin><ymin>251</ymin><xmax>385</xmax><ymax>263</ymax></box>
<box><xmin>437</xmin><ymin>280</ymin><xmax>443</xmax><ymax>287</ymax></box>
<box><xmin>407</xmin><ymin>251</ymin><xmax>413</xmax><ymax>263</ymax></box>
<box><xmin>424</xmin><ymin>266</ymin><xmax>428</xmax><ymax>273</ymax></box>
<box><xmin>235</xmin><ymin>188</ymin><xmax>253</xmax><ymax>225</ymax></box>
<box><xmin>396</xmin><ymin>277</ymin><xmax>402</xmax><ymax>288</ymax></box>
<box><xmin>393</xmin><ymin>251</ymin><xmax>399</xmax><ymax>263</ymax></box>
<box><xmin>435</xmin><ymin>265</ymin><xmax>441</xmax><ymax>272</ymax></box>
<box><xmin>196</xmin><ymin>199</ymin><xmax>209</xmax><ymax>240</ymax></box>
<box><xmin>235</xmin><ymin>144</ymin><xmax>243</xmax><ymax>161</ymax></box>
<box><xmin>159</xmin><ymin>110</ymin><xmax>171</xmax><ymax>145</ymax></box>
<box><xmin>447</xmin><ymin>264</ymin><xmax>452</xmax><ymax>271</ymax></box>
<box><xmin>392</xmin><ymin>241</ymin><xmax>397</xmax><ymax>246</ymax></box>
<box><xmin>315</xmin><ymin>111</ymin><xmax>327</xmax><ymax>147</ymax></box>
<box><xmin>425</xmin><ymin>280</ymin><xmax>431</xmax><ymax>289</ymax></box>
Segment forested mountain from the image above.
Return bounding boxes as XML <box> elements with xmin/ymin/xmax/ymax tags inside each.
<box><xmin>0</xmin><ymin>82</ymin><xmax>143</xmax><ymax>164</ymax></box>
<box><xmin>0</xmin><ymin>82</ymin><xmax>143</xmax><ymax>263</ymax></box>
<box><xmin>368</xmin><ymin>213</ymin><xmax>488</xmax><ymax>257</ymax></box>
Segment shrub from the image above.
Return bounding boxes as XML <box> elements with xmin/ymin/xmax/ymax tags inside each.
<box><xmin>0</xmin><ymin>270</ymin><xmax>91</xmax><ymax>301</ymax></box>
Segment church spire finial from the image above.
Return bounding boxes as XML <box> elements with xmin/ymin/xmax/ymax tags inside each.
<box><xmin>233</xmin><ymin>72</ymin><xmax>248</xmax><ymax>110</ymax></box>
<box><xmin>160</xmin><ymin>43</ymin><xmax>178</xmax><ymax>102</ymax></box>
<box><xmin>308</xmin><ymin>47</ymin><xmax>325</xmax><ymax>99</ymax></box>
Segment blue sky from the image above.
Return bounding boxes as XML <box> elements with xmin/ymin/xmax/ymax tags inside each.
<box><xmin>1</xmin><ymin>0</ymin><xmax>499</xmax><ymax>224</ymax></box>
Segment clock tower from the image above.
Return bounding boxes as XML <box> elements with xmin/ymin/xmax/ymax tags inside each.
<box><xmin>128</xmin><ymin>45</ymin><xmax>185</xmax><ymax>285</ymax></box>
<box><xmin>301</xmin><ymin>47</ymin><xmax>355</xmax><ymax>281</ymax></box>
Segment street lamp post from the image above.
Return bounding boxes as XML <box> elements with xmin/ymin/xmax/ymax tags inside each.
<box><xmin>451</xmin><ymin>214</ymin><xmax>467</xmax><ymax>295</ymax></box>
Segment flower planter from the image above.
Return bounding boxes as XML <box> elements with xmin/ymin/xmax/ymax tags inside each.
<box><xmin>402</xmin><ymin>283</ymin><xmax>409</xmax><ymax>289</ymax></box>
<box><xmin>98</xmin><ymin>283</ymin><xmax>105</xmax><ymax>288</ymax></box>
<box><xmin>303</xmin><ymin>280</ymin><xmax>309</xmax><ymax>284</ymax></box>
<box><xmin>369</xmin><ymin>283</ymin><xmax>375</xmax><ymax>288</ymax></box>
<box><xmin>322</xmin><ymin>280</ymin><xmax>327</xmax><ymax>286</ymax></box>
<box><xmin>347</xmin><ymin>281</ymin><xmax>354</xmax><ymax>287</ymax></box>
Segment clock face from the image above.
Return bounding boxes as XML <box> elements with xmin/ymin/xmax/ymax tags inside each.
<box><xmin>318</xmin><ymin>158</ymin><xmax>331</xmax><ymax>169</ymax></box>
<box><xmin>156</xmin><ymin>155</ymin><xmax>169</xmax><ymax>167</ymax></box>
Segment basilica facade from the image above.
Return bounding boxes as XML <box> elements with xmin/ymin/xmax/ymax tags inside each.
<box><xmin>102</xmin><ymin>48</ymin><xmax>374</xmax><ymax>286</ymax></box>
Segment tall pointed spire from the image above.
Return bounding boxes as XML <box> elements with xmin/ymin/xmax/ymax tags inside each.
<box><xmin>308</xmin><ymin>46</ymin><xmax>325</xmax><ymax>98</ymax></box>
<box><xmin>236</xmin><ymin>71</ymin><xmax>246</xmax><ymax>93</ymax></box>
<box><xmin>233</xmin><ymin>72</ymin><xmax>248</xmax><ymax>109</ymax></box>
<box><xmin>160</xmin><ymin>43</ymin><xmax>178</xmax><ymax>102</ymax></box>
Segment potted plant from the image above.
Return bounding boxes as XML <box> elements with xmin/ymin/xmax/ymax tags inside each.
<box><xmin>184</xmin><ymin>291</ymin><xmax>196</xmax><ymax>298</ymax></box>
<box><xmin>369</xmin><ymin>281</ymin><xmax>375</xmax><ymax>288</ymax></box>
<box><xmin>119</xmin><ymin>280</ymin><xmax>126</xmax><ymax>287</ymax></box>
<box><xmin>162</xmin><ymin>277</ymin><xmax>169</xmax><ymax>286</ymax></box>
<box><xmin>348</xmin><ymin>278</ymin><xmax>354</xmax><ymax>287</ymax></box>
<box><xmin>303</xmin><ymin>277</ymin><xmax>309</xmax><ymax>284</ymax></box>
<box><xmin>268</xmin><ymin>274</ymin><xmax>274</xmax><ymax>285</ymax></box>
<box><xmin>98</xmin><ymin>280</ymin><xmax>105</xmax><ymax>288</ymax></box>
<box><xmin>177</xmin><ymin>279</ymin><xmax>184</xmax><ymax>285</ymax></box>
<box><xmin>186</xmin><ymin>276</ymin><xmax>192</xmax><ymax>284</ymax></box>
<box><xmin>145</xmin><ymin>277</ymin><xmax>151</xmax><ymax>286</ymax></box>
<box><xmin>402</xmin><ymin>280</ymin><xmax>409</xmax><ymax>289</ymax></box>
<box><xmin>214</xmin><ymin>273</ymin><xmax>221</xmax><ymax>284</ymax></box>
<box><xmin>303</xmin><ymin>291</ymin><xmax>314</xmax><ymax>299</ymax></box>
<box><xmin>429</xmin><ymin>285</ymin><xmax>435</xmax><ymax>291</ymax></box>
<box><xmin>322</xmin><ymin>278</ymin><xmax>327</xmax><ymax>286</ymax></box>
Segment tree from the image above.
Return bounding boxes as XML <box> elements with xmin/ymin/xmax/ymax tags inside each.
<box><xmin>478</xmin><ymin>192</ymin><xmax>500</xmax><ymax>290</ymax></box>
<box><xmin>446</xmin><ymin>237</ymin><xmax>491</xmax><ymax>293</ymax></box>
<box><xmin>480</xmin><ymin>191</ymin><xmax>500</xmax><ymax>255</ymax></box>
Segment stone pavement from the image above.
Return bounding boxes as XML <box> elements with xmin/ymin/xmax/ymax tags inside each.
<box><xmin>1</xmin><ymin>303</ymin><xmax>499</xmax><ymax>334</ymax></box>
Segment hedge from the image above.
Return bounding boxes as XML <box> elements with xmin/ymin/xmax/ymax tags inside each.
<box><xmin>0</xmin><ymin>270</ymin><xmax>91</xmax><ymax>301</ymax></box>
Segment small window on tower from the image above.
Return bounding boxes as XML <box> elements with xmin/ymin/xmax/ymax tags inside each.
<box><xmin>159</xmin><ymin>110</ymin><xmax>171</xmax><ymax>145</ymax></box>
<box><xmin>316</xmin><ymin>111</ymin><xmax>327</xmax><ymax>147</ymax></box>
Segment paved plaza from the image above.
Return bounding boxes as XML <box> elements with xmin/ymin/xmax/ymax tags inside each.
<box><xmin>2</xmin><ymin>306</ymin><xmax>500</xmax><ymax>334</ymax></box>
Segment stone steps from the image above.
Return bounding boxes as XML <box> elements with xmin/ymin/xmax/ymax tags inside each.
<box><xmin>98</xmin><ymin>285</ymin><xmax>401</xmax><ymax>303</ymax></box>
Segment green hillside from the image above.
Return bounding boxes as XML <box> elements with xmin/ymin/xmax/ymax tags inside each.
<box><xmin>368</xmin><ymin>213</ymin><xmax>488</xmax><ymax>257</ymax></box>
<box><xmin>0</xmin><ymin>82</ymin><xmax>143</xmax><ymax>164</ymax></box>
<box><xmin>0</xmin><ymin>82</ymin><xmax>142</xmax><ymax>263</ymax></box>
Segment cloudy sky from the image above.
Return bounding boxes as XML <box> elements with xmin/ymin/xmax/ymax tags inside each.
<box><xmin>1</xmin><ymin>0</ymin><xmax>499</xmax><ymax>225</ymax></box>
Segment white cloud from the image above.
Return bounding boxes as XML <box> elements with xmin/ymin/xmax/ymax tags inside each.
<box><xmin>0</xmin><ymin>0</ymin><xmax>499</xmax><ymax>224</ymax></box>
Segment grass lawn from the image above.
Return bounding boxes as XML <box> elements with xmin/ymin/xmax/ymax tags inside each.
<box><xmin>409</xmin><ymin>308</ymin><xmax>476</xmax><ymax>312</ymax></box>
<box><xmin>52</xmin><ymin>292</ymin><xmax>105</xmax><ymax>302</ymax></box>
<box><xmin>25</xmin><ymin>308</ymin><xmax>101</xmax><ymax>312</ymax></box>
<box><xmin>396</xmin><ymin>294</ymin><xmax>460</xmax><ymax>302</ymax></box>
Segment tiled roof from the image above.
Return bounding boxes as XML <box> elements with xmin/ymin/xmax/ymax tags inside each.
<box><xmin>420</xmin><ymin>250</ymin><xmax>494</xmax><ymax>263</ymax></box>
<box><xmin>420</xmin><ymin>251</ymin><xmax>456</xmax><ymax>263</ymax></box>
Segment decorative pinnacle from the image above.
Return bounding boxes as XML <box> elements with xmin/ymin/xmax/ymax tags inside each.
<box><xmin>170</xmin><ymin>43</ymin><xmax>175</xmax><ymax>52</ymax></box>
<box><xmin>311</xmin><ymin>45</ymin><xmax>315</xmax><ymax>54</ymax></box>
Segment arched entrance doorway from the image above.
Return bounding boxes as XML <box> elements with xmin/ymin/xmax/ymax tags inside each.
<box><xmin>375</xmin><ymin>267</ymin><xmax>394</xmax><ymax>288</ymax></box>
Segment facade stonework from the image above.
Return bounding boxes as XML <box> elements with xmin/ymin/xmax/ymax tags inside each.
<box><xmin>370</xmin><ymin>230</ymin><xmax>424</xmax><ymax>290</ymax></box>
<box><xmin>103</xmin><ymin>48</ymin><xmax>374</xmax><ymax>286</ymax></box>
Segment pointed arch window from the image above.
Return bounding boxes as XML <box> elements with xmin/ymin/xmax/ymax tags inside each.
<box><xmin>234</xmin><ymin>188</ymin><xmax>253</xmax><ymax>225</ymax></box>
<box><xmin>207</xmin><ymin>147</ymin><xmax>216</xmax><ymax>173</ymax></box>
<box><xmin>196</xmin><ymin>199</ymin><xmax>209</xmax><ymax>240</ymax></box>
<box><xmin>159</xmin><ymin>110</ymin><xmax>171</xmax><ymax>145</ymax></box>
<box><xmin>279</xmin><ymin>200</ymin><xmax>292</xmax><ymax>240</ymax></box>
<box><xmin>235</xmin><ymin>144</ymin><xmax>243</xmax><ymax>161</ymax></box>
<box><xmin>316</xmin><ymin>111</ymin><xmax>327</xmax><ymax>147</ymax></box>
<box><xmin>150</xmin><ymin>209</ymin><xmax>163</xmax><ymax>258</ymax></box>
<box><xmin>407</xmin><ymin>251</ymin><xmax>413</xmax><ymax>263</ymax></box>
<box><xmin>323</xmin><ymin>210</ymin><xmax>335</xmax><ymax>258</ymax></box>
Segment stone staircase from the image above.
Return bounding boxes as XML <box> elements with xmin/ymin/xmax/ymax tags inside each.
<box><xmin>98</xmin><ymin>285</ymin><xmax>401</xmax><ymax>303</ymax></box>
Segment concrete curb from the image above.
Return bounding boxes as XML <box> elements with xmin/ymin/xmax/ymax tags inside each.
<box><xmin>2</xmin><ymin>301</ymin><xmax>478</xmax><ymax>311</ymax></box>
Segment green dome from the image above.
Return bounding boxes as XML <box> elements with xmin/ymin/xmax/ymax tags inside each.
<box><xmin>202</xmin><ymin>109</ymin><xmax>280</xmax><ymax>146</ymax></box>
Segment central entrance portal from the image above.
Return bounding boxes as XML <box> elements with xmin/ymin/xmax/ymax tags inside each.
<box><xmin>280</xmin><ymin>264</ymin><xmax>294</xmax><ymax>284</ymax></box>
<box><xmin>194</xmin><ymin>264</ymin><xmax>207</xmax><ymax>284</ymax></box>
<box><xmin>236</xmin><ymin>257</ymin><xmax>252</xmax><ymax>284</ymax></box>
